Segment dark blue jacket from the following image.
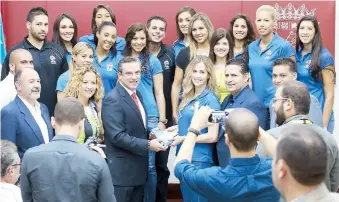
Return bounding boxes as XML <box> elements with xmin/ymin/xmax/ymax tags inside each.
<box><xmin>1</xmin><ymin>96</ymin><xmax>54</xmax><ymax>158</ymax></box>
<box><xmin>216</xmin><ymin>85</ymin><xmax>267</xmax><ymax>167</ymax></box>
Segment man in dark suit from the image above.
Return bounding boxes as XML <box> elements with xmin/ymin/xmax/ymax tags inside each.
<box><xmin>216</xmin><ymin>58</ymin><xmax>267</xmax><ymax>167</ymax></box>
<box><xmin>102</xmin><ymin>56</ymin><xmax>166</xmax><ymax>202</ymax></box>
<box><xmin>1</xmin><ymin>68</ymin><xmax>53</xmax><ymax>159</ymax></box>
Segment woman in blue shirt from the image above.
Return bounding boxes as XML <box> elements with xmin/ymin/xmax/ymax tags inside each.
<box><xmin>172</xmin><ymin>13</ymin><xmax>214</xmax><ymax>124</ymax></box>
<box><xmin>124</xmin><ymin>23</ymin><xmax>166</xmax><ymax>202</ymax></box>
<box><xmin>93</xmin><ymin>21</ymin><xmax>122</xmax><ymax>96</ymax></box>
<box><xmin>172</xmin><ymin>55</ymin><xmax>220</xmax><ymax>202</ymax></box>
<box><xmin>296</xmin><ymin>16</ymin><xmax>335</xmax><ymax>133</ymax></box>
<box><xmin>56</xmin><ymin>42</ymin><xmax>94</xmax><ymax>101</ymax></box>
<box><xmin>52</xmin><ymin>13</ymin><xmax>78</xmax><ymax>64</ymax></box>
<box><xmin>172</xmin><ymin>6</ymin><xmax>196</xmax><ymax>57</ymax></box>
<box><xmin>248</xmin><ymin>5</ymin><xmax>295</xmax><ymax>126</ymax></box>
<box><xmin>229</xmin><ymin>14</ymin><xmax>255</xmax><ymax>61</ymax></box>
<box><xmin>79</xmin><ymin>4</ymin><xmax>126</xmax><ymax>54</ymax></box>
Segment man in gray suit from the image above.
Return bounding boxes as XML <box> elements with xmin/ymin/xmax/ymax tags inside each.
<box><xmin>20</xmin><ymin>98</ymin><xmax>116</xmax><ymax>202</ymax></box>
<box><xmin>257</xmin><ymin>81</ymin><xmax>339</xmax><ymax>192</ymax></box>
<box><xmin>271</xmin><ymin>125</ymin><xmax>339</xmax><ymax>202</ymax></box>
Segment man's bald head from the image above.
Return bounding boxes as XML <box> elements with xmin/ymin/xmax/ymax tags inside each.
<box><xmin>275</xmin><ymin>125</ymin><xmax>327</xmax><ymax>186</ymax></box>
<box><xmin>225</xmin><ymin>108</ymin><xmax>259</xmax><ymax>152</ymax></box>
<box><xmin>9</xmin><ymin>49</ymin><xmax>34</xmax><ymax>73</ymax></box>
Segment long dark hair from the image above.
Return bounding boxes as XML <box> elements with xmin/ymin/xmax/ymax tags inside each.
<box><xmin>175</xmin><ymin>6</ymin><xmax>196</xmax><ymax>40</ymax></box>
<box><xmin>52</xmin><ymin>13</ymin><xmax>77</xmax><ymax>49</ymax></box>
<box><xmin>94</xmin><ymin>21</ymin><xmax>117</xmax><ymax>56</ymax></box>
<box><xmin>91</xmin><ymin>5</ymin><xmax>116</xmax><ymax>36</ymax></box>
<box><xmin>124</xmin><ymin>23</ymin><xmax>150</xmax><ymax>72</ymax></box>
<box><xmin>296</xmin><ymin>16</ymin><xmax>325</xmax><ymax>81</ymax></box>
<box><xmin>209</xmin><ymin>28</ymin><xmax>234</xmax><ymax>63</ymax></box>
<box><xmin>229</xmin><ymin>14</ymin><xmax>255</xmax><ymax>60</ymax></box>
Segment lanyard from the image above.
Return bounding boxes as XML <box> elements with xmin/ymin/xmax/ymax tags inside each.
<box><xmin>287</xmin><ymin>119</ymin><xmax>313</xmax><ymax>125</ymax></box>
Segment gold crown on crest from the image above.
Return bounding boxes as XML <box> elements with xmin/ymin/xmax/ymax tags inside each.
<box><xmin>275</xmin><ymin>3</ymin><xmax>316</xmax><ymax>21</ymax></box>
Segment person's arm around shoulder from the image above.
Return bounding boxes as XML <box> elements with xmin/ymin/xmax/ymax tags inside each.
<box><xmin>20</xmin><ymin>151</ymin><xmax>33</xmax><ymax>202</ymax></box>
<box><xmin>97</xmin><ymin>157</ymin><xmax>117</xmax><ymax>202</ymax></box>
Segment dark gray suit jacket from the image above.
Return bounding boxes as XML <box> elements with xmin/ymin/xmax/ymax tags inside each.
<box><xmin>102</xmin><ymin>83</ymin><xmax>149</xmax><ymax>186</ymax></box>
<box><xmin>20</xmin><ymin>135</ymin><xmax>116</xmax><ymax>202</ymax></box>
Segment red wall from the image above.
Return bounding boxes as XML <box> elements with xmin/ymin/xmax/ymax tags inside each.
<box><xmin>2</xmin><ymin>1</ymin><xmax>335</xmax><ymax>55</ymax></box>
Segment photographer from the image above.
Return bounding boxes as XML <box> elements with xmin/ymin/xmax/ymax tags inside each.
<box><xmin>20</xmin><ymin>98</ymin><xmax>116</xmax><ymax>202</ymax></box>
<box><xmin>174</xmin><ymin>107</ymin><xmax>280</xmax><ymax>201</ymax></box>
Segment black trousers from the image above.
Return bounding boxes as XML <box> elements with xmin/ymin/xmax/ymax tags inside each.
<box><xmin>155</xmin><ymin>146</ymin><xmax>171</xmax><ymax>202</ymax></box>
<box><xmin>114</xmin><ymin>185</ymin><xmax>144</xmax><ymax>202</ymax></box>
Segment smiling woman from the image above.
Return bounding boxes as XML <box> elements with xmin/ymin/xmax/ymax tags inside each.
<box><xmin>52</xmin><ymin>13</ymin><xmax>78</xmax><ymax>64</ymax></box>
<box><xmin>93</xmin><ymin>21</ymin><xmax>122</xmax><ymax>96</ymax></box>
<box><xmin>64</xmin><ymin>66</ymin><xmax>104</xmax><ymax>144</ymax></box>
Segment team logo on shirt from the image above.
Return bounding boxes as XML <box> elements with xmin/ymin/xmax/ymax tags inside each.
<box><xmin>305</xmin><ymin>60</ymin><xmax>312</xmax><ymax>69</ymax></box>
<box><xmin>106</xmin><ymin>63</ymin><xmax>113</xmax><ymax>72</ymax></box>
<box><xmin>265</xmin><ymin>50</ymin><xmax>272</xmax><ymax>59</ymax></box>
<box><xmin>164</xmin><ymin>60</ymin><xmax>170</xmax><ymax>70</ymax></box>
<box><xmin>50</xmin><ymin>55</ymin><xmax>56</xmax><ymax>64</ymax></box>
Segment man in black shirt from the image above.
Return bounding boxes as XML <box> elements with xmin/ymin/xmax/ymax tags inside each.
<box><xmin>1</xmin><ymin>7</ymin><xmax>68</xmax><ymax>115</ymax></box>
<box><xmin>147</xmin><ymin>16</ymin><xmax>176</xmax><ymax>202</ymax></box>
<box><xmin>20</xmin><ymin>98</ymin><xmax>116</xmax><ymax>202</ymax></box>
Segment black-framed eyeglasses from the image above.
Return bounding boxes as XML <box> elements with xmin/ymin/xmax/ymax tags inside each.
<box><xmin>272</xmin><ymin>97</ymin><xmax>289</xmax><ymax>104</ymax></box>
<box><xmin>11</xmin><ymin>163</ymin><xmax>21</xmax><ymax>167</ymax></box>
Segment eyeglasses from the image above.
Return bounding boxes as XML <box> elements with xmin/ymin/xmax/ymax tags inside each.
<box><xmin>272</xmin><ymin>97</ymin><xmax>289</xmax><ymax>103</ymax></box>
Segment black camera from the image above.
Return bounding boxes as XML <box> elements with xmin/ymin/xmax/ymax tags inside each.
<box><xmin>84</xmin><ymin>136</ymin><xmax>106</xmax><ymax>148</ymax></box>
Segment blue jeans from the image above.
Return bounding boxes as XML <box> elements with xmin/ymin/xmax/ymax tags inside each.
<box><xmin>180</xmin><ymin>161</ymin><xmax>214</xmax><ymax>202</ymax></box>
<box><xmin>144</xmin><ymin>117</ymin><xmax>158</xmax><ymax>202</ymax></box>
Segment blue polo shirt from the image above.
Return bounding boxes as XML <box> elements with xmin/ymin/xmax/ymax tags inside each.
<box><xmin>248</xmin><ymin>33</ymin><xmax>295</xmax><ymax>107</ymax></box>
<box><xmin>296</xmin><ymin>48</ymin><xmax>334</xmax><ymax>110</ymax></box>
<box><xmin>173</xmin><ymin>39</ymin><xmax>186</xmax><ymax>57</ymax></box>
<box><xmin>56</xmin><ymin>70</ymin><xmax>70</xmax><ymax>92</ymax></box>
<box><xmin>93</xmin><ymin>51</ymin><xmax>122</xmax><ymax>96</ymax></box>
<box><xmin>177</xmin><ymin>88</ymin><xmax>220</xmax><ymax>164</ymax></box>
<box><xmin>137</xmin><ymin>54</ymin><xmax>163</xmax><ymax>118</ymax></box>
<box><xmin>175</xmin><ymin>156</ymin><xmax>280</xmax><ymax>202</ymax></box>
<box><xmin>79</xmin><ymin>34</ymin><xmax>126</xmax><ymax>54</ymax></box>
<box><xmin>66</xmin><ymin>51</ymin><xmax>72</xmax><ymax>64</ymax></box>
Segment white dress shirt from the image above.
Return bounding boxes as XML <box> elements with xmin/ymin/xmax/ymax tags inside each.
<box><xmin>18</xmin><ymin>96</ymin><xmax>50</xmax><ymax>144</ymax></box>
<box><xmin>0</xmin><ymin>73</ymin><xmax>17</xmax><ymax>110</ymax></box>
<box><xmin>0</xmin><ymin>182</ymin><xmax>23</xmax><ymax>202</ymax></box>
<box><xmin>120</xmin><ymin>82</ymin><xmax>146</xmax><ymax>127</ymax></box>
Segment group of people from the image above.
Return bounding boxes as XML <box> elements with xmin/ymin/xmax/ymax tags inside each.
<box><xmin>0</xmin><ymin>3</ymin><xmax>338</xmax><ymax>202</ymax></box>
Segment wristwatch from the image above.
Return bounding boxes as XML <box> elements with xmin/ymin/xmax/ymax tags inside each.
<box><xmin>187</xmin><ymin>127</ymin><xmax>200</xmax><ymax>136</ymax></box>
<box><xmin>147</xmin><ymin>140</ymin><xmax>151</xmax><ymax>149</ymax></box>
<box><xmin>159</xmin><ymin>119</ymin><xmax>168</xmax><ymax>125</ymax></box>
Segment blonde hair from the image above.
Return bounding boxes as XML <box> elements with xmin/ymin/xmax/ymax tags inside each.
<box><xmin>179</xmin><ymin>55</ymin><xmax>217</xmax><ymax>110</ymax></box>
<box><xmin>187</xmin><ymin>13</ymin><xmax>214</xmax><ymax>60</ymax></box>
<box><xmin>65</xmin><ymin>66</ymin><xmax>104</xmax><ymax>103</ymax></box>
<box><xmin>256</xmin><ymin>5</ymin><xmax>276</xmax><ymax>21</ymax></box>
<box><xmin>70</xmin><ymin>42</ymin><xmax>94</xmax><ymax>72</ymax></box>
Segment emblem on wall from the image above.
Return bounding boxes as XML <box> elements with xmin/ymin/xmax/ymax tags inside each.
<box><xmin>275</xmin><ymin>3</ymin><xmax>316</xmax><ymax>47</ymax></box>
